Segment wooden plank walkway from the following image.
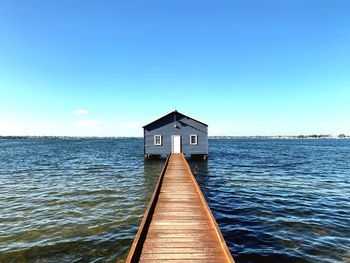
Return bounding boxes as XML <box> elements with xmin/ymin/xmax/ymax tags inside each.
<box><xmin>126</xmin><ymin>153</ymin><xmax>234</xmax><ymax>263</ymax></box>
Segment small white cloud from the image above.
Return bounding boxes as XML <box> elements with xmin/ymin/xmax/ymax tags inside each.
<box><xmin>120</xmin><ymin>121</ymin><xmax>141</xmax><ymax>129</ymax></box>
<box><xmin>76</xmin><ymin>120</ymin><xmax>101</xmax><ymax>127</ymax></box>
<box><xmin>151</xmin><ymin>66</ymin><xmax>160</xmax><ymax>72</ymax></box>
<box><xmin>340</xmin><ymin>121</ymin><xmax>350</xmax><ymax>133</ymax></box>
<box><xmin>73</xmin><ymin>109</ymin><xmax>88</xmax><ymax>115</ymax></box>
<box><xmin>320</xmin><ymin>122</ymin><xmax>329</xmax><ymax>129</ymax></box>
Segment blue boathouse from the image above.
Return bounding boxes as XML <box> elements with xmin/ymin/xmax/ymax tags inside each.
<box><xmin>143</xmin><ymin>110</ymin><xmax>208</xmax><ymax>159</ymax></box>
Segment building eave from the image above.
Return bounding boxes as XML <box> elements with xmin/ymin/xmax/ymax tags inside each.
<box><xmin>142</xmin><ymin>110</ymin><xmax>208</xmax><ymax>129</ymax></box>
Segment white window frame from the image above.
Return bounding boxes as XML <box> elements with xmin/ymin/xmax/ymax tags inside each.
<box><xmin>154</xmin><ymin>135</ymin><xmax>162</xmax><ymax>146</ymax></box>
<box><xmin>190</xmin><ymin>134</ymin><xmax>198</xmax><ymax>145</ymax></box>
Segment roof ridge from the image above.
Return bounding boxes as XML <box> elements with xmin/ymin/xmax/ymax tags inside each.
<box><xmin>142</xmin><ymin>110</ymin><xmax>208</xmax><ymax>128</ymax></box>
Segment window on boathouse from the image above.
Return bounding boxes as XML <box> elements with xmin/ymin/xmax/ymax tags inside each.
<box><xmin>190</xmin><ymin>134</ymin><xmax>198</xmax><ymax>145</ymax></box>
<box><xmin>154</xmin><ymin>135</ymin><xmax>162</xmax><ymax>146</ymax></box>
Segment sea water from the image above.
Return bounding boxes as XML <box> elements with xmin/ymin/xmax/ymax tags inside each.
<box><xmin>0</xmin><ymin>139</ymin><xmax>349</xmax><ymax>262</ymax></box>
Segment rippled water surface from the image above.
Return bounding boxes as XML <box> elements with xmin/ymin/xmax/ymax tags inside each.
<box><xmin>0</xmin><ymin>139</ymin><xmax>349</xmax><ymax>262</ymax></box>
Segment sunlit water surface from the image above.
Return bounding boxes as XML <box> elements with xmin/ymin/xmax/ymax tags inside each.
<box><xmin>0</xmin><ymin>139</ymin><xmax>349</xmax><ymax>262</ymax></box>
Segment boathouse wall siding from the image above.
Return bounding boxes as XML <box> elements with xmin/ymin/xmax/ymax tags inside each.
<box><xmin>144</xmin><ymin>113</ymin><xmax>208</xmax><ymax>156</ymax></box>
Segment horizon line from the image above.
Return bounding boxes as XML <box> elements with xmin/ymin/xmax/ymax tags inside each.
<box><xmin>0</xmin><ymin>134</ymin><xmax>349</xmax><ymax>139</ymax></box>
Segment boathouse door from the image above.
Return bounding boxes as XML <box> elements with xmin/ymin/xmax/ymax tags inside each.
<box><xmin>172</xmin><ymin>135</ymin><xmax>181</xmax><ymax>153</ymax></box>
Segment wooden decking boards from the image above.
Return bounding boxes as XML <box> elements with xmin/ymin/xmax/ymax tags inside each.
<box><xmin>126</xmin><ymin>153</ymin><xmax>234</xmax><ymax>263</ymax></box>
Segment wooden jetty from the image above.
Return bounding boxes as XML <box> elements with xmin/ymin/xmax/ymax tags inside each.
<box><xmin>126</xmin><ymin>153</ymin><xmax>234</xmax><ymax>262</ymax></box>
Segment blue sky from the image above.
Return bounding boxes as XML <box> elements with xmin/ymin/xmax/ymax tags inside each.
<box><xmin>0</xmin><ymin>0</ymin><xmax>349</xmax><ymax>136</ymax></box>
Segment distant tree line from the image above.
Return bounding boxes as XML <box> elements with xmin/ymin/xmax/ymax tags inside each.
<box><xmin>1</xmin><ymin>135</ymin><xmax>349</xmax><ymax>140</ymax></box>
<box><xmin>209</xmin><ymin>134</ymin><xmax>350</xmax><ymax>139</ymax></box>
<box><xmin>297</xmin><ymin>134</ymin><xmax>349</xmax><ymax>139</ymax></box>
<box><xmin>0</xmin><ymin>136</ymin><xmax>141</xmax><ymax>140</ymax></box>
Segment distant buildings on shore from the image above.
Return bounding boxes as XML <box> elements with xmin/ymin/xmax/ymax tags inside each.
<box><xmin>0</xmin><ymin>134</ymin><xmax>349</xmax><ymax>140</ymax></box>
<box><xmin>0</xmin><ymin>136</ymin><xmax>134</xmax><ymax>140</ymax></box>
<box><xmin>209</xmin><ymin>134</ymin><xmax>349</xmax><ymax>139</ymax></box>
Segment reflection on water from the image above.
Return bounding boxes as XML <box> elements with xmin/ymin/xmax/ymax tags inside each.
<box><xmin>0</xmin><ymin>139</ymin><xmax>163</xmax><ymax>263</ymax></box>
<box><xmin>188</xmin><ymin>159</ymin><xmax>209</xmax><ymax>195</ymax></box>
<box><xmin>143</xmin><ymin>159</ymin><xmax>165</xmax><ymax>201</ymax></box>
<box><xmin>0</xmin><ymin>138</ymin><xmax>349</xmax><ymax>263</ymax></box>
<box><xmin>196</xmin><ymin>139</ymin><xmax>350</xmax><ymax>263</ymax></box>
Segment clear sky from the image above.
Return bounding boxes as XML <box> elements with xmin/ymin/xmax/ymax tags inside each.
<box><xmin>0</xmin><ymin>0</ymin><xmax>349</xmax><ymax>136</ymax></box>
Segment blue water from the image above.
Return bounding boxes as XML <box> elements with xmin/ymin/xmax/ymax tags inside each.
<box><xmin>0</xmin><ymin>139</ymin><xmax>349</xmax><ymax>262</ymax></box>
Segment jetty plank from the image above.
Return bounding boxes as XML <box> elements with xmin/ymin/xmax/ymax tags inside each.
<box><xmin>126</xmin><ymin>153</ymin><xmax>234</xmax><ymax>263</ymax></box>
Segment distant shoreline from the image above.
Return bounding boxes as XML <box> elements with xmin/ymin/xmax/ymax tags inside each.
<box><xmin>0</xmin><ymin>135</ymin><xmax>349</xmax><ymax>140</ymax></box>
<box><xmin>209</xmin><ymin>134</ymin><xmax>350</xmax><ymax>139</ymax></box>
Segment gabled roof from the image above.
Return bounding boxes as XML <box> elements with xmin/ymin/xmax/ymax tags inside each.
<box><xmin>143</xmin><ymin>110</ymin><xmax>208</xmax><ymax>128</ymax></box>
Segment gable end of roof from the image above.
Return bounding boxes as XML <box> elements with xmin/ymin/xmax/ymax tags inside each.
<box><xmin>142</xmin><ymin>110</ymin><xmax>208</xmax><ymax>128</ymax></box>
